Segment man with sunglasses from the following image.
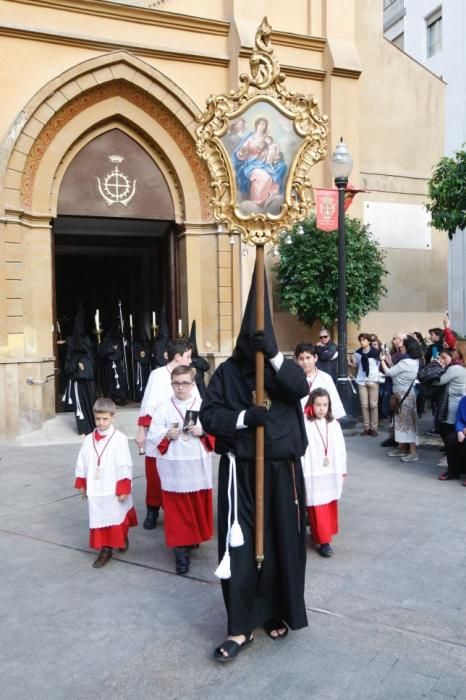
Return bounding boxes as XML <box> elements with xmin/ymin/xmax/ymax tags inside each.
<box><xmin>316</xmin><ymin>329</ymin><xmax>338</xmax><ymax>383</ymax></box>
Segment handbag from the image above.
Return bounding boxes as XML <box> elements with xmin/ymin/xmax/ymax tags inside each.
<box><xmin>389</xmin><ymin>377</ymin><xmax>416</xmax><ymax>415</ymax></box>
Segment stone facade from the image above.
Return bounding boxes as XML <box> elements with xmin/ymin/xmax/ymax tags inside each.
<box><xmin>0</xmin><ymin>0</ymin><xmax>445</xmax><ymax>437</ymax></box>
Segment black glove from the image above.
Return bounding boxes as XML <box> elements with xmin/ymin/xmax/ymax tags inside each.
<box><xmin>244</xmin><ymin>406</ymin><xmax>268</xmax><ymax>428</ymax></box>
<box><xmin>251</xmin><ymin>330</ymin><xmax>278</xmax><ymax>359</ymax></box>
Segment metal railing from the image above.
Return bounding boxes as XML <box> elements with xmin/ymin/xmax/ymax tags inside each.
<box><xmin>26</xmin><ymin>369</ymin><xmax>60</xmax><ymax>385</ymax></box>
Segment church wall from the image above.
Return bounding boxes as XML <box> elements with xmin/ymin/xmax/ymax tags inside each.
<box><xmin>0</xmin><ymin>0</ymin><xmax>446</xmax><ymax>437</ymax></box>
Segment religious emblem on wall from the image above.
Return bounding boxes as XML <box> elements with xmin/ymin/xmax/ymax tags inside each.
<box><xmin>97</xmin><ymin>155</ymin><xmax>137</xmax><ymax>207</ymax></box>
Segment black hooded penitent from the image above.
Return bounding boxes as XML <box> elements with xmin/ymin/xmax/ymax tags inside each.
<box><xmin>199</xmin><ymin>265</ymin><xmax>309</xmax><ymax>636</ymax></box>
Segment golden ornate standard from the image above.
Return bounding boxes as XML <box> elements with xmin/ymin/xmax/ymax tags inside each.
<box><xmin>196</xmin><ymin>17</ymin><xmax>328</xmax><ymax>569</ymax></box>
<box><xmin>195</xmin><ymin>16</ymin><xmax>328</xmax><ymax>246</ymax></box>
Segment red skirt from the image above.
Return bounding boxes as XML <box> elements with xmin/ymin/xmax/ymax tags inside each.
<box><xmin>163</xmin><ymin>489</ymin><xmax>213</xmax><ymax>548</ymax></box>
<box><xmin>89</xmin><ymin>507</ymin><xmax>138</xmax><ymax>550</ymax></box>
<box><xmin>145</xmin><ymin>456</ymin><xmax>163</xmax><ymax>507</ymax></box>
<box><xmin>307</xmin><ymin>500</ymin><xmax>339</xmax><ymax>545</ymax></box>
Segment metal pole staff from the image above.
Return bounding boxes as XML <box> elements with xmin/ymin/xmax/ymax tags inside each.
<box><xmin>118</xmin><ymin>300</ymin><xmax>130</xmax><ymax>396</ymax></box>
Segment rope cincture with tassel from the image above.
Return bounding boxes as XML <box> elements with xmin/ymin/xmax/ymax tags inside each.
<box><xmin>215</xmin><ymin>452</ymin><xmax>245</xmax><ymax>579</ymax></box>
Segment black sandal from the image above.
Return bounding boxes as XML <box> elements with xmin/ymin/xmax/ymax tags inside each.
<box><xmin>263</xmin><ymin>618</ymin><xmax>289</xmax><ymax>640</ymax></box>
<box><xmin>213</xmin><ymin>634</ymin><xmax>253</xmax><ymax>662</ymax></box>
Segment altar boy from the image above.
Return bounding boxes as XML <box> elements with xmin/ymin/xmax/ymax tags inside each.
<box><xmin>75</xmin><ymin>398</ymin><xmax>138</xmax><ymax>568</ymax></box>
<box><xmin>146</xmin><ymin>366</ymin><xmax>214</xmax><ymax>575</ymax></box>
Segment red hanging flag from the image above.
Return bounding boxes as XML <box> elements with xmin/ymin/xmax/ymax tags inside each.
<box><xmin>314</xmin><ymin>188</ymin><xmax>338</xmax><ymax>231</ymax></box>
<box><xmin>344</xmin><ymin>182</ymin><xmax>366</xmax><ymax>212</ymax></box>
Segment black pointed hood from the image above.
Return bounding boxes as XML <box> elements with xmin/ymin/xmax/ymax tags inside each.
<box><xmin>70</xmin><ymin>304</ymin><xmax>87</xmax><ymax>351</ymax></box>
<box><xmin>154</xmin><ymin>308</ymin><xmax>169</xmax><ymax>366</ymax></box>
<box><xmin>232</xmin><ymin>266</ymin><xmax>277</xmax><ymax>368</ymax></box>
<box><xmin>189</xmin><ymin>320</ymin><xmax>198</xmax><ymax>358</ymax></box>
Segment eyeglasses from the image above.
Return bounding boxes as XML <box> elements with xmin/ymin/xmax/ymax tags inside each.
<box><xmin>319</xmin><ymin>335</ymin><xmax>329</xmax><ymax>339</ymax></box>
<box><xmin>171</xmin><ymin>381</ymin><xmax>193</xmax><ymax>388</ymax></box>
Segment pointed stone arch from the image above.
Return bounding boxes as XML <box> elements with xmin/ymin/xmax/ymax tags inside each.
<box><xmin>1</xmin><ymin>51</ymin><xmax>212</xmax><ymax>223</ymax></box>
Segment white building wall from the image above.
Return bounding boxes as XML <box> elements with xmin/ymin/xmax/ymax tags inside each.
<box><xmin>384</xmin><ymin>0</ymin><xmax>466</xmax><ymax>333</ymax></box>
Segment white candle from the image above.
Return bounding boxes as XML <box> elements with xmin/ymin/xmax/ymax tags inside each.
<box><xmin>178</xmin><ymin>319</ymin><xmax>182</xmax><ymax>335</ymax></box>
<box><xmin>129</xmin><ymin>313</ymin><xmax>133</xmax><ymax>329</ymax></box>
<box><xmin>95</xmin><ymin>309</ymin><xmax>100</xmax><ymax>331</ymax></box>
<box><xmin>152</xmin><ymin>311</ymin><xmax>156</xmax><ymax>326</ymax></box>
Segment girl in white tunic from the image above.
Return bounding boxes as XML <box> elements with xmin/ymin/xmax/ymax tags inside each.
<box><xmin>301</xmin><ymin>388</ymin><xmax>347</xmax><ymax>557</ymax></box>
<box><xmin>75</xmin><ymin>398</ymin><xmax>138</xmax><ymax>568</ymax></box>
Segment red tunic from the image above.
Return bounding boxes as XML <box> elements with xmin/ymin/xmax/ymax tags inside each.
<box><xmin>138</xmin><ymin>414</ymin><xmax>163</xmax><ymax>507</ymax></box>
<box><xmin>75</xmin><ymin>477</ymin><xmax>138</xmax><ymax>550</ymax></box>
<box><xmin>162</xmin><ymin>489</ymin><xmax>213</xmax><ymax>548</ymax></box>
<box><xmin>307</xmin><ymin>500</ymin><xmax>339</xmax><ymax>545</ymax></box>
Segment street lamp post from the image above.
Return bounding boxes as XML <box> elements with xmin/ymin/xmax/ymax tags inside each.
<box><xmin>330</xmin><ymin>138</ymin><xmax>357</xmax><ymax>429</ymax></box>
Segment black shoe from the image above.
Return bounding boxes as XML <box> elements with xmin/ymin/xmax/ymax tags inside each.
<box><xmin>319</xmin><ymin>543</ymin><xmax>333</xmax><ymax>558</ymax></box>
<box><xmin>143</xmin><ymin>506</ymin><xmax>160</xmax><ymax>530</ymax></box>
<box><xmin>173</xmin><ymin>546</ymin><xmax>190</xmax><ymax>575</ymax></box>
<box><xmin>380</xmin><ymin>437</ymin><xmax>397</xmax><ymax>447</ymax></box>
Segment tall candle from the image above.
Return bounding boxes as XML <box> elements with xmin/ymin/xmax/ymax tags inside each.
<box><xmin>178</xmin><ymin>319</ymin><xmax>182</xmax><ymax>335</ymax></box>
<box><xmin>129</xmin><ymin>313</ymin><xmax>133</xmax><ymax>329</ymax></box>
<box><xmin>152</xmin><ymin>311</ymin><xmax>156</xmax><ymax>326</ymax></box>
<box><xmin>95</xmin><ymin>309</ymin><xmax>100</xmax><ymax>331</ymax></box>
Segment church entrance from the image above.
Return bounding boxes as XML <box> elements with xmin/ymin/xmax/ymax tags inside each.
<box><xmin>53</xmin><ymin>216</ymin><xmax>176</xmax><ymax>410</ymax></box>
<box><xmin>53</xmin><ymin>128</ymin><xmax>179</xmax><ymax>412</ymax></box>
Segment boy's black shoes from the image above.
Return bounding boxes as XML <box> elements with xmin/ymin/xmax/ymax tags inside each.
<box><xmin>319</xmin><ymin>543</ymin><xmax>333</xmax><ymax>558</ymax></box>
<box><xmin>143</xmin><ymin>506</ymin><xmax>160</xmax><ymax>529</ymax></box>
<box><xmin>173</xmin><ymin>546</ymin><xmax>190</xmax><ymax>575</ymax></box>
<box><xmin>93</xmin><ymin>547</ymin><xmax>113</xmax><ymax>568</ymax></box>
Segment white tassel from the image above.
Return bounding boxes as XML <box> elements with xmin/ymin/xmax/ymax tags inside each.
<box><xmin>74</xmin><ymin>381</ymin><xmax>84</xmax><ymax>420</ymax></box>
<box><xmin>229</xmin><ymin>452</ymin><xmax>244</xmax><ymax>547</ymax></box>
<box><xmin>229</xmin><ymin>520</ymin><xmax>244</xmax><ymax>547</ymax></box>
<box><xmin>215</xmin><ymin>550</ymin><xmax>231</xmax><ymax>579</ymax></box>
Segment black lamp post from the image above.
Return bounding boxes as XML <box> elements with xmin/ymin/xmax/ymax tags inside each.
<box><xmin>330</xmin><ymin>138</ymin><xmax>357</xmax><ymax>429</ymax></box>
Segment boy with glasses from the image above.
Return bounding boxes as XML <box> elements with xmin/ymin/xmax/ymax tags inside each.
<box><xmin>316</xmin><ymin>329</ymin><xmax>338</xmax><ymax>382</ymax></box>
<box><xmin>135</xmin><ymin>339</ymin><xmax>199</xmax><ymax>530</ymax></box>
<box><xmin>146</xmin><ymin>366</ymin><xmax>213</xmax><ymax>575</ymax></box>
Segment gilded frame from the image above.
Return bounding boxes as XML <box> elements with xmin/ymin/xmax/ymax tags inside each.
<box><xmin>196</xmin><ymin>17</ymin><xmax>328</xmax><ymax>246</ymax></box>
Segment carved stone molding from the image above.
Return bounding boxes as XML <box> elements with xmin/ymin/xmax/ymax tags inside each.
<box><xmin>19</xmin><ymin>80</ymin><xmax>212</xmax><ymax>220</ymax></box>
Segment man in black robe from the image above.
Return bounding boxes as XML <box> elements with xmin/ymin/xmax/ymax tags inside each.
<box><xmin>99</xmin><ymin>326</ymin><xmax>129</xmax><ymax>405</ymax></box>
<box><xmin>152</xmin><ymin>309</ymin><xmax>169</xmax><ymax>369</ymax></box>
<box><xmin>200</xmin><ymin>270</ymin><xmax>309</xmax><ymax>661</ymax></box>
<box><xmin>63</xmin><ymin>305</ymin><xmax>97</xmax><ymax>435</ymax></box>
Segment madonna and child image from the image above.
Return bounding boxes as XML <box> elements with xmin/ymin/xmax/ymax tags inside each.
<box><xmin>221</xmin><ymin>101</ymin><xmax>303</xmax><ymax>217</ymax></box>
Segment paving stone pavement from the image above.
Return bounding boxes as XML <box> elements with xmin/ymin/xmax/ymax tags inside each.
<box><xmin>1</xmin><ymin>413</ymin><xmax>466</xmax><ymax>699</ymax></box>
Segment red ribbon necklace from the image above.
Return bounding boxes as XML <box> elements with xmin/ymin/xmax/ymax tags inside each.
<box><xmin>307</xmin><ymin>369</ymin><xmax>318</xmax><ymax>392</ymax></box>
<box><xmin>170</xmin><ymin>396</ymin><xmax>197</xmax><ymax>423</ymax></box>
<box><xmin>92</xmin><ymin>426</ymin><xmax>116</xmax><ymax>467</ymax></box>
<box><xmin>314</xmin><ymin>419</ymin><xmax>330</xmax><ymax>467</ymax></box>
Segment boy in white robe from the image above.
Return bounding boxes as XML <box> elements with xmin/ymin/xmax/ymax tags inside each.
<box><xmin>301</xmin><ymin>388</ymin><xmax>347</xmax><ymax>557</ymax></box>
<box><xmin>75</xmin><ymin>398</ymin><xmax>138</xmax><ymax>568</ymax></box>
<box><xmin>135</xmin><ymin>339</ymin><xmax>199</xmax><ymax>530</ymax></box>
<box><xmin>145</xmin><ymin>366</ymin><xmax>214</xmax><ymax>575</ymax></box>
<box><xmin>295</xmin><ymin>342</ymin><xmax>345</xmax><ymax>419</ymax></box>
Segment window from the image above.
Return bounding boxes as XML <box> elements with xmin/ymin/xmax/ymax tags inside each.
<box><xmin>426</xmin><ymin>9</ymin><xmax>442</xmax><ymax>58</ymax></box>
<box><xmin>383</xmin><ymin>0</ymin><xmax>405</xmax><ymax>31</ymax></box>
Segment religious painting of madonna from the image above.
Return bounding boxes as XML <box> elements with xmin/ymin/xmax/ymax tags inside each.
<box><xmin>221</xmin><ymin>100</ymin><xmax>303</xmax><ymax>217</ymax></box>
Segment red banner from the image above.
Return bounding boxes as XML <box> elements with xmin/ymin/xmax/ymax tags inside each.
<box><xmin>314</xmin><ymin>188</ymin><xmax>338</xmax><ymax>231</ymax></box>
